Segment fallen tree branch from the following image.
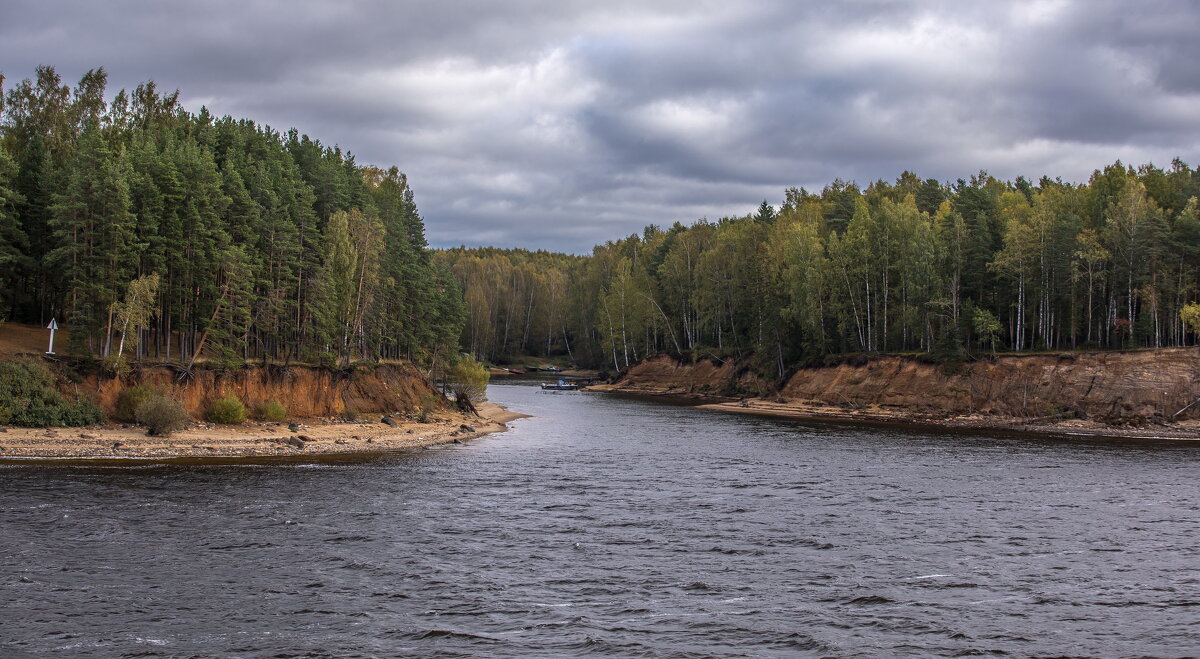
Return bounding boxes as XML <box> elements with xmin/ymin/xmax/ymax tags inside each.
<box><xmin>1172</xmin><ymin>396</ymin><xmax>1200</xmax><ymax>419</ymax></box>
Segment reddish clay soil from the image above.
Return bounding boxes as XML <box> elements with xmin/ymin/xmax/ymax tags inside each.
<box><xmin>594</xmin><ymin>351</ymin><xmax>1200</xmax><ymax>440</ymax></box>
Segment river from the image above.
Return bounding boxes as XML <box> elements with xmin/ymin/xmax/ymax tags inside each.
<box><xmin>1</xmin><ymin>381</ymin><xmax>1198</xmax><ymax>657</ymax></box>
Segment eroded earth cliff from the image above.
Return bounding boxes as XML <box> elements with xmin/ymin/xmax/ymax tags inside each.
<box><xmin>601</xmin><ymin>349</ymin><xmax>1200</xmax><ymax>423</ymax></box>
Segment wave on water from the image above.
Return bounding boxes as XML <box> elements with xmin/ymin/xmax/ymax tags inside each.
<box><xmin>2</xmin><ymin>382</ymin><xmax>1199</xmax><ymax>657</ymax></box>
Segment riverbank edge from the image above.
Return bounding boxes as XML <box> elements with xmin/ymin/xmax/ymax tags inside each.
<box><xmin>0</xmin><ymin>402</ymin><xmax>530</xmax><ymax>463</ymax></box>
<box><xmin>589</xmin><ymin>384</ymin><xmax>1200</xmax><ymax>441</ymax></box>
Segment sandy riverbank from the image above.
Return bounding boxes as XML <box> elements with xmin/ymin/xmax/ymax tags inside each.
<box><xmin>589</xmin><ymin>383</ymin><xmax>1200</xmax><ymax>440</ymax></box>
<box><xmin>0</xmin><ymin>402</ymin><xmax>530</xmax><ymax>461</ymax></box>
<box><xmin>590</xmin><ymin>348</ymin><xmax>1200</xmax><ymax>441</ymax></box>
<box><xmin>696</xmin><ymin>398</ymin><xmax>1200</xmax><ymax>441</ymax></box>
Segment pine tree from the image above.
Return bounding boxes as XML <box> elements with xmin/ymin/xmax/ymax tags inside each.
<box><xmin>0</xmin><ymin>143</ymin><xmax>29</xmax><ymax>318</ymax></box>
<box><xmin>47</xmin><ymin>123</ymin><xmax>136</xmax><ymax>354</ymax></box>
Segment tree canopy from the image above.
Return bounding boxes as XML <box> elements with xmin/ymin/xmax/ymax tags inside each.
<box><xmin>0</xmin><ymin>66</ymin><xmax>463</xmax><ymax>369</ymax></box>
<box><xmin>7</xmin><ymin>67</ymin><xmax>1199</xmax><ymax>379</ymax></box>
<box><xmin>442</xmin><ymin>164</ymin><xmax>1200</xmax><ymax>375</ymax></box>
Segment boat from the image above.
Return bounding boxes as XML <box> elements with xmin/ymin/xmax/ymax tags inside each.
<box><xmin>540</xmin><ymin>378</ymin><xmax>580</xmax><ymax>391</ymax></box>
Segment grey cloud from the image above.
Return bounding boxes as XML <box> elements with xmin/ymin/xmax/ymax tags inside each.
<box><xmin>3</xmin><ymin>0</ymin><xmax>1199</xmax><ymax>252</ymax></box>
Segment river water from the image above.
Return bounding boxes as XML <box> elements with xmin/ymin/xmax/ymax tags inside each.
<box><xmin>1</xmin><ymin>381</ymin><xmax>1198</xmax><ymax>658</ymax></box>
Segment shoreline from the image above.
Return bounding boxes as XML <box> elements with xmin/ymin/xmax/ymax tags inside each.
<box><xmin>589</xmin><ymin>385</ymin><xmax>1200</xmax><ymax>442</ymax></box>
<box><xmin>0</xmin><ymin>402</ymin><xmax>530</xmax><ymax>463</ymax></box>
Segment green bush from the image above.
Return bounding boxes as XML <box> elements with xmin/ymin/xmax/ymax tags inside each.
<box><xmin>259</xmin><ymin>399</ymin><xmax>287</xmax><ymax>422</ymax></box>
<box><xmin>115</xmin><ymin>384</ymin><xmax>160</xmax><ymax>422</ymax></box>
<box><xmin>206</xmin><ymin>394</ymin><xmax>247</xmax><ymax>424</ymax></box>
<box><xmin>102</xmin><ymin>354</ymin><xmax>131</xmax><ymax>378</ymax></box>
<box><xmin>445</xmin><ymin>355</ymin><xmax>489</xmax><ymax>401</ymax></box>
<box><xmin>313</xmin><ymin>351</ymin><xmax>338</xmax><ymax>370</ymax></box>
<box><xmin>0</xmin><ymin>358</ymin><xmax>104</xmax><ymax>427</ymax></box>
<box><xmin>207</xmin><ymin>347</ymin><xmax>247</xmax><ymax>373</ymax></box>
<box><xmin>135</xmin><ymin>395</ymin><xmax>191</xmax><ymax>436</ymax></box>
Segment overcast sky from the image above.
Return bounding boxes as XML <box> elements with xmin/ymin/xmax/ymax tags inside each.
<box><xmin>3</xmin><ymin>1</ymin><xmax>1199</xmax><ymax>252</ymax></box>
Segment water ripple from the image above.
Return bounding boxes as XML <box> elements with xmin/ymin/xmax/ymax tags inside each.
<box><xmin>1</xmin><ymin>381</ymin><xmax>1198</xmax><ymax>657</ymax></box>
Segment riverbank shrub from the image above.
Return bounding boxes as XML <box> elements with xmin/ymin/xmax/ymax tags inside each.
<box><xmin>115</xmin><ymin>384</ymin><xmax>159</xmax><ymax>422</ymax></box>
<box><xmin>445</xmin><ymin>355</ymin><xmax>489</xmax><ymax>402</ymax></box>
<box><xmin>102</xmin><ymin>354</ymin><xmax>132</xmax><ymax>378</ymax></box>
<box><xmin>135</xmin><ymin>395</ymin><xmax>191</xmax><ymax>436</ymax></box>
<box><xmin>207</xmin><ymin>394</ymin><xmax>247</xmax><ymax>424</ymax></box>
<box><xmin>259</xmin><ymin>399</ymin><xmax>287</xmax><ymax>422</ymax></box>
<box><xmin>0</xmin><ymin>358</ymin><xmax>104</xmax><ymax>427</ymax></box>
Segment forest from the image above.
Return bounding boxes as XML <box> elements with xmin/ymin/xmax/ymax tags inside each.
<box><xmin>0</xmin><ymin>66</ymin><xmax>464</xmax><ymax>372</ymax></box>
<box><xmin>441</xmin><ymin>164</ymin><xmax>1200</xmax><ymax>377</ymax></box>
<box><xmin>4</xmin><ymin>66</ymin><xmax>1199</xmax><ymax>383</ymax></box>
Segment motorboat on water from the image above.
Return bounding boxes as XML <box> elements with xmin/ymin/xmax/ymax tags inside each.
<box><xmin>540</xmin><ymin>378</ymin><xmax>580</xmax><ymax>391</ymax></box>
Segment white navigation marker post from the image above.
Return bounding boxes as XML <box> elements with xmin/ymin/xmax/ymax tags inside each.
<box><xmin>46</xmin><ymin>318</ymin><xmax>59</xmax><ymax>355</ymax></box>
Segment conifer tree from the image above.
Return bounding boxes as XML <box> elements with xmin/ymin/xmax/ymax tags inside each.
<box><xmin>48</xmin><ymin>123</ymin><xmax>136</xmax><ymax>354</ymax></box>
<box><xmin>0</xmin><ymin>144</ymin><xmax>28</xmax><ymax>318</ymax></box>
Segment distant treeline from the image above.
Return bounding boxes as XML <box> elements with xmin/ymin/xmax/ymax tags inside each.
<box><xmin>441</xmin><ymin>166</ymin><xmax>1200</xmax><ymax>375</ymax></box>
<box><xmin>0</xmin><ymin>66</ymin><xmax>463</xmax><ymax>369</ymax></box>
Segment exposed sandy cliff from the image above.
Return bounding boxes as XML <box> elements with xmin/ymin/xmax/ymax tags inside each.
<box><xmin>0</xmin><ymin>362</ymin><xmax>527</xmax><ymax>460</ymax></box>
<box><xmin>599</xmin><ymin>349</ymin><xmax>1200</xmax><ymax>426</ymax></box>
<box><xmin>778</xmin><ymin>350</ymin><xmax>1200</xmax><ymax>421</ymax></box>
<box><xmin>82</xmin><ymin>362</ymin><xmax>445</xmax><ymax>419</ymax></box>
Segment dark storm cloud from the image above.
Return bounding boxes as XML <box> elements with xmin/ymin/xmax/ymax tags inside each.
<box><xmin>3</xmin><ymin>0</ymin><xmax>1198</xmax><ymax>252</ymax></box>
